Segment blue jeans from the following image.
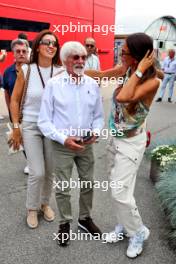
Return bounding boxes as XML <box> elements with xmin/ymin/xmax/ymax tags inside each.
<box><xmin>159</xmin><ymin>73</ymin><xmax>175</xmax><ymax>99</ymax></box>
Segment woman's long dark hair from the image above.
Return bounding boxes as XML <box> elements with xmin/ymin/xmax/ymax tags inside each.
<box><xmin>120</xmin><ymin>33</ymin><xmax>157</xmax><ymax>115</ymax></box>
<box><xmin>126</xmin><ymin>33</ymin><xmax>156</xmax><ymax>83</ymax></box>
<box><xmin>30</xmin><ymin>29</ymin><xmax>60</xmax><ymax>65</ymax></box>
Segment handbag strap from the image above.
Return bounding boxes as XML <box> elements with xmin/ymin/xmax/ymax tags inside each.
<box><xmin>19</xmin><ymin>65</ymin><xmax>31</xmax><ymax>123</ymax></box>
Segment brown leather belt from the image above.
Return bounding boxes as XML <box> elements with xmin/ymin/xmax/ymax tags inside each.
<box><xmin>125</xmin><ymin>128</ymin><xmax>144</xmax><ymax>138</ymax></box>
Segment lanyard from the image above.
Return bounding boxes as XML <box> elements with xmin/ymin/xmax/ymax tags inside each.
<box><xmin>37</xmin><ymin>64</ymin><xmax>53</xmax><ymax>88</ymax></box>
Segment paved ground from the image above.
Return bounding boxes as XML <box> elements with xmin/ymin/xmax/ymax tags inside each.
<box><xmin>0</xmin><ymin>83</ymin><xmax>176</xmax><ymax>264</ymax></box>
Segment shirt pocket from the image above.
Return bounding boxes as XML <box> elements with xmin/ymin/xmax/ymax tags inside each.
<box><xmin>85</xmin><ymin>89</ymin><xmax>97</xmax><ymax>107</ymax></box>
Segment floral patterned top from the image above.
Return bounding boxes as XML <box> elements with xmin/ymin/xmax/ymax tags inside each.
<box><xmin>109</xmin><ymin>69</ymin><xmax>149</xmax><ymax>138</ymax></box>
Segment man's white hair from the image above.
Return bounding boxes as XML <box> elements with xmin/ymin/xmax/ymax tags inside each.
<box><xmin>60</xmin><ymin>41</ymin><xmax>87</xmax><ymax>65</ymax></box>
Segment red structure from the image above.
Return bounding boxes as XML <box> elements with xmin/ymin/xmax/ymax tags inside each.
<box><xmin>0</xmin><ymin>0</ymin><xmax>115</xmax><ymax>71</ymax></box>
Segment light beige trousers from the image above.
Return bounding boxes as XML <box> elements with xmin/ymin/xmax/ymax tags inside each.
<box><xmin>22</xmin><ymin>121</ymin><xmax>54</xmax><ymax>210</ymax></box>
<box><xmin>107</xmin><ymin>131</ymin><xmax>147</xmax><ymax>237</ymax></box>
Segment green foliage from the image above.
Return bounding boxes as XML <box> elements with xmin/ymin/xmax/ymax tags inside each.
<box><xmin>156</xmin><ymin>164</ymin><xmax>176</xmax><ymax>248</ymax></box>
<box><xmin>151</xmin><ymin>145</ymin><xmax>176</xmax><ymax>167</ymax></box>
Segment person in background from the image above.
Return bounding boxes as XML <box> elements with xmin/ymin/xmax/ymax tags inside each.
<box><xmin>84</xmin><ymin>37</ymin><xmax>100</xmax><ymax>70</ymax></box>
<box><xmin>156</xmin><ymin>49</ymin><xmax>176</xmax><ymax>103</ymax></box>
<box><xmin>38</xmin><ymin>41</ymin><xmax>104</xmax><ymax>246</ymax></box>
<box><xmin>0</xmin><ymin>49</ymin><xmax>7</xmax><ymax>120</ymax></box>
<box><xmin>3</xmin><ymin>39</ymin><xmax>29</xmax><ymax>174</ymax></box>
<box><xmin>18</xmin><ymin>32</ymin><xmax>32</xmax><ymax>60</ymax></box>
<box><xmin>10</xmin><ymin>30</ymin><xmax>61</xmax><ymax>229</ymax></box>
<box><xmin>3</xmin><ymin>39</ymin><xmax>29</xmax><ymax>115</ymax></box>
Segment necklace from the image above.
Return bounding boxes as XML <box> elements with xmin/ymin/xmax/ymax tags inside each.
<box><xmin>37</xmin><ymin>64</ymin><xmax>53</xmax><ymax>88</ymax></box>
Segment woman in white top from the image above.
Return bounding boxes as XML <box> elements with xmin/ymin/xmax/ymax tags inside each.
<box><xmin>10</xmin><ymin>30</ymin><xmax>62</xmax><ymax>229</ymax></box>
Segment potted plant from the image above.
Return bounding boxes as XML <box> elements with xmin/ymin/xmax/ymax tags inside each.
<box><xmin>150</xmin><ymin>145</ymin><xmax>176</xmax><ymax>183</ymax></box>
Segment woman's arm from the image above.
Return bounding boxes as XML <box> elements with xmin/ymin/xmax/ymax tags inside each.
<box><xmin>9</xmin><ymin>69</ymin><xmax>25</xmax><ymax>150</ymax></box>
<box><xmin>117</xmin><ymin>51</ymin><xmax>160</xmax><ymax>103</ymax></box>
<box><xmin>10</xmin><ymin>69</ymin><xmax>25</xmax><ymax>123</ymax></box>
<box><xmin>117</xmin><ymin>75</ymin><xmax>160</xmax><ymax>103</ymax></box>
<box><xmin>85</xmin><ymin>64</ymin><xmax>127</xmax><ymax>80</ymax></box>
<box><xmin>156</xmin><ymin>69</ymin><xmax>164</xmax><ymax>79</ymax></box>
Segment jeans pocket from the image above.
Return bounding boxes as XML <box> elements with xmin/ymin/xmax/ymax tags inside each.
<box><xmin>22</xmin><ymin>121</ymin><xmax>37</xmax><ymax>131</ymax></box>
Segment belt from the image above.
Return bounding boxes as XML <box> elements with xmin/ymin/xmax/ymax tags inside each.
<box><xmin>164</xmin><ymin>72</ymin><xmax>175</xmax><ymax>75</ymax></box>
<box><xmin>124</xmin><ymin>127</ymin><xmax>144</xmax><ymax>138</ymax></box>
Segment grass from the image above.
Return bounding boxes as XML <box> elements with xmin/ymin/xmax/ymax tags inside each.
<box><xmin>155</xmin><ymin>164</ymin><xmax>176</xmax><ymax>249</ymax></box>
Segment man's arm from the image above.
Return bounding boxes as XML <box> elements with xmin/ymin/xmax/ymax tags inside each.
<box><xmin>92</xmin><ymin>83</ymin><xmax>104</xmax><ymax>133</ymax></box>
<box><xmin>4</xmin><ymin>90</ymin><xmax>10</xmax><ymax>112</ymax></box>
<box><xmin>38</xmin><ymin>81</ymin><xmax>67</xmax><ymax>144</ymax></box>
<box><xmin>38</xmin><ymin>81</ymin><xmax>84</xmax><ymax>151</ymax></box>
<box><xmin>3</xmin><ymin>70</ymin><xmax>11</xmax><ymax>112</ymax></box>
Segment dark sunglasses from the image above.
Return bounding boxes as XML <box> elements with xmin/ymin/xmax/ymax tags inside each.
<box><xmin>15</xmin><ymin>49</ymin><xmax>27</xmax><ymax>54</ymax></box>
<box><xmin>120</xmin><ymin>50</ymin><xmax>131</xmax><ymax>56</ymax></box>
<box><xmin>85</xmin><ymin>44</ymin><xmax>95</xmax><ymax>48</ymax></box>
<box><xmin>72</xmin><ymin>55</ymin><xmax>87</xmax><ymax>60</ymax></box>
<box><xmin>39</xmin><ymin>39</ymin><xmax>57</xmax><ymax>47</ymax></box>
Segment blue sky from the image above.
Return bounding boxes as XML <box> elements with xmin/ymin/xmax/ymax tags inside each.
<box><xmin>115</xmin><ymin>0</ymin><xmax>176</xmax><ymax>34</ymax></box>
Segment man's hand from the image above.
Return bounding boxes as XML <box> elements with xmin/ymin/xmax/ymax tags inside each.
<box><xmin>0</xmin><ymin>49</ymin><xmax>7</xmax><ymax>62</ymax></box>
<box><xmin>1</xmin><ymin>50</ymin><xmax>7</xmax><ymax>56</ymax></box>
<box><xmin>82</xmin><ymin>134</ymin><xmax>97</xmax><ymax>145</ymax></box>
<box><xmin>64</xmin><ymin>137</ymin><xmax>85</xmax><ymax>151</ymax></box>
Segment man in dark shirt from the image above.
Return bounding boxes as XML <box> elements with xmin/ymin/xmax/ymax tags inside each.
<box><xmin>3</xmin><ymin>38</ymin><xmax>29</xmax><ymax>112</ymax></box>
<box><xmin>3</xmin><ymin>38</ymin><xmax>29</xmax><ymax>174</ymax></box>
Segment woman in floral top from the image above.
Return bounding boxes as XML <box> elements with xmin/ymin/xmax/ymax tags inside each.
<box><xmin>86</xmin><ymin>33</ymin><xmax>160</xmax><ymax>258</ymax></box>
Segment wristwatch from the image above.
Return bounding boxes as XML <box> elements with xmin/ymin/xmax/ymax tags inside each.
<box><xmin>135</xmin><ymin>69</ymin><xmax>143</xmax><ymax>78</ymax></box>
<box><xmin>13</xmin><ymin>123</ymin><xmax>20</xmax><ymax>129</ymax></box>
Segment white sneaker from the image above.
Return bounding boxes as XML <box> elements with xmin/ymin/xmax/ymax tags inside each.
<box><xmin>126</xmin><ymin>225</ymin><xmax>150</xmax><ymax>258</ymax></box>
<box><xmin>0</xmin><ymin>115</ymin><xmax>4</xmax><ymax>120</ymax></box>
<box><xmin>105</xmin><ymin>224</ymin><xmax>125</xmax><ymax>243</ymax></box>
<box><xmin>24</xmin><ymin>165</ymin><xmax>29</xmax><ymax>174</ymax></box>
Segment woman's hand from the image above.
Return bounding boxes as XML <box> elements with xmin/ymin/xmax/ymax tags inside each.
<box><xmin>8</xmin><ymin>128</ymin><xmax>23</xmax><ymax>150</ymax></box>
<box><xmin>137</xmin><ymin>50</ymin><xmax>155</xmax><ymax>74</ymax></box>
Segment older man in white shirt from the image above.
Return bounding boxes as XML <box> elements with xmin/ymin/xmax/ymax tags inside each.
<box><xmin>38</xmin><ymin>41</ymin><xmax>104</xmax><ymax>246</ymax></box>
<box><xmin>156</xmin><ymin>49</ymin><xmax>176</xmax><ymax>103</ymax></box>
<box><xmin>84</xmin><ymin>37</ymin><xmax>100</xmax><ymax>70</ymax></box>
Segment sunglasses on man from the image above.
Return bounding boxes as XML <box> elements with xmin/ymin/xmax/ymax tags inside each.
<box><xmin>72</xmin><ymin>55</ymin><xmax>87</xmax><ymax>61</ymax></box>
<box><xmin>85</xmin><ymin>44</ymin><xmax>95</xmax><ymax>48</ymax></box>
<box><xmin>15</xmin><ymin>49</ymin><xmax>28</xmax><ymax>54</ymax></box>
